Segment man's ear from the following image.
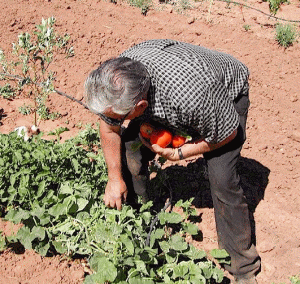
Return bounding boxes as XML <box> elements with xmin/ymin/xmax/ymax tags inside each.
<box><xmin>135</xmin><ymin>100</ymin><xmax>148</xmax><ymax>113</ymax></box>
<box><xmin>132</xmin><ymin>100</ymin><xmax>149</xmax><ymax>117</ymax></box>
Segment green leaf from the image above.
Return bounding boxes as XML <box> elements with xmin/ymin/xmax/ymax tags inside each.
<box><xmin>17</xmin><ymin>226</ymin><xmax>32</xmax><ymax>250</ymax></box>
<box><xmin>52</xmin><ymin>240</ymin><xmax>68</xmax><ymax>254</ymax></box>
<box><xmin>120</xmin><ymin>234</ymin><xmax>135</xmax><ymax>255</ymax></box>
<box><xmin>184</xmin><ymin>244</ymin><xmax>206</xmax><ymax>260</ymax></box>
<box><xmin>71</xmin><ymin>158</ymin><xmax>79</xmax><ymax>173</ymax></box>
<box><xmin>59</xmin><ymin>182</ymin><xmax>74</xmax><ymax>195</ymax></box>
<box><xmin>31</xmin><ymin>226</ymin><xmax>46</xmax><ymax>241</ymax></box>
<box><xmin>48</xmin><ymin>203</ymin><xmax>66</xmax><ymax>217</ymax></box>
<box><xmin>36</xmin><ymin>180</ymin><xmax>46</xmax><ymax>198</ymax></box>
<box><xmin>170</xmin><ymin>235</ymin><xmax>188</xmax><ymax>251</ymax></box>
<box><xmin>5</xmin><ymin>209</ymin><xmax>30</xmax><ymax>224</ymax></box>
<box><xmin>90</xmin><ymin>257</ymin><xmax>118</xmax><ymax>283</ymax></box>
<box><xmin>158</xmin><ymin>211</ymin><xmax>183</xmax><ymax>225</ymax></box>
<box><xmin>34</xmin><ymin>240</ymin><xmax>50</xmax><ymax>256</ymax></box>
<box><xmin>183</xmin><ymin>222</ymin><xmax>199</xmax><ymax>235</ymax></box>
<box><xmin>173</xmin><ymin>262</ymin><xmax>189</xmax><ymax>278</ymax></box>
<box><xmin>210</xmin><ymin>248</ymin><xmax>230</xmax><ymax>259</ymax></box>
<box><xmin>159</xmin><ymin>240</ymin><xmax>171</xmax><ymax>253</ymax></box>
<box><xmin>0</xmin><ymin>234</ymin><xmax>7</xmax><ymax>252</ymax></box>
<box><xmin>76</xmin><ymin>198</ymin><xmax>89</xmax><ymax>211</ymax></box>
<box><xmin>134</xmin><ymin>259</ymin><xmax>149</xmax><ymax>275</ymax></box>
<box><xmin>212</xmin><ymin>267</ymin><xmax>225</xmax><ymax>283</ymax></box>
<box><xmin>129</xmin><ymin>278</ymin><xmax>155</xmax><ymax>284</ymax></box>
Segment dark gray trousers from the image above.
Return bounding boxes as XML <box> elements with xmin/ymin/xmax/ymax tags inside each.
<box><xmin>203</xmin><ymin>93</ymin><xmax>261</xmax><ymax>278</ymax></box>
<box><xmin>121</xmin><ymin>92</ymin><xmax>261</xmax><ymax>278</ymax></box>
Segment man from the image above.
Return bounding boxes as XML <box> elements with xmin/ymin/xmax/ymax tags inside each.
<box><xmin>85</xmin><ymin>39</ymin><xmax>260</xmax><ymax>283</ymax></box>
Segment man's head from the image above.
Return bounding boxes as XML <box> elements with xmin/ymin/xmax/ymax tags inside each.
<box><xmin>85</xmin><ymin>57</ymin><xmax>150</xmax><ymax>123</ymax></box>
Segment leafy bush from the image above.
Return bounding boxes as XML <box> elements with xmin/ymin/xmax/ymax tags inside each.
<box><xmin>0</xmin><ymin>131</ymin><xmax>229</xmax><ymax>283</ymax></box>
<box><xmin>275</xmin><ymin>23</ymin><xmax>298</xmax><ymax>48</ymax></box>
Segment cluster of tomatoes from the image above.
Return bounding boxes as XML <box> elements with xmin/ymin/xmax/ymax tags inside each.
<box><xmin>140</xmin><ymin>122</ymin><xmax>187</xmax><ymax>148</ymax></box>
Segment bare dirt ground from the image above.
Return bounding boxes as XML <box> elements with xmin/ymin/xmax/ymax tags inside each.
<box><xmin>0</xmin><ymin>0</ymin><xmax>300</xmax><ymax>283</ymax></box>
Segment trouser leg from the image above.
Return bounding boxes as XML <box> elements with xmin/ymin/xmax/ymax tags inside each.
<box><xmin>121</xmin><ymin>119</ymin><xmax>156</xmax><ymax>204</ymax></box>
<box><xmin>203</xmin><ymin>93</ymin><xmax>261</xmax><ymax>278</ymax></box>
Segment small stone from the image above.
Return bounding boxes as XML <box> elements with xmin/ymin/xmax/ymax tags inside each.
<box><xmin>187</xmin><ymin>17</ymin><xmax>195</xmax><ymax>24</ymax></box>
<box><xmin>290</xmin><ymin>131</ymin><xmax>300</xmax><ymax>143</ymax></box>
<box><xmin>258</xmin><ymin>144</ymin><xmax>268</xmax><ymax>151</ymax></box>
<box><xmin>258</xmin><ymin>240</ymin><xmax>276</xmax><ymax>253</ymax></box>
<box><xmin>290</xmin><ymin>95</ymin><xmax>298</xmax><ymax>102</ymax></box>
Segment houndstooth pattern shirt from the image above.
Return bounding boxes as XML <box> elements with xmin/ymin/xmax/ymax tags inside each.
<box><xmin>120</xmin><ymin>39</ymin><xmax>250</xmax><ymax>144</ymax></box>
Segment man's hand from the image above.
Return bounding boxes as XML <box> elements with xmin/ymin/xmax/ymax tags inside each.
<box><xmin>103</xmin><ymin>179</ymin><xmax>128</xmax><ymax>210</ymax></box>
<box><xmin>139</xmin><ymin>133</ymin><xmax>179</xmax><ymax>161</ymax></box>
<box><xmin>151</xmin><ymin>144</ymin><xmax>179</xmax><ymax>161</ymax></box>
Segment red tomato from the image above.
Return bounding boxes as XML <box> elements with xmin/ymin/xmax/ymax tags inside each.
<box><xmin>172</xmin><ymin>135</ymin><xmax>186</xmax><ymax>148</ymax></box>
<box><xmin>150</xmin><ymin>129</ymin><xmax>173</xmax><ymax>148</ymax></box>
<box><xmin>140</xmin><ymin>123</ymin><xmax>155</xmax><ymax>139</ymax></box>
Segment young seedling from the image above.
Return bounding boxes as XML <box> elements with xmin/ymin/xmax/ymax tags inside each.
<box><xmin>0</xmin><ymin>17</ymin><xmax>74</xmax><ymax>127</ymax></box>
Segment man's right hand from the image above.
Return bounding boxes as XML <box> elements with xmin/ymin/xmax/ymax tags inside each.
<box><xmin>103</xmin><ymin>179</ymin><xmax>128</xmax><ymax>210</ymax></box>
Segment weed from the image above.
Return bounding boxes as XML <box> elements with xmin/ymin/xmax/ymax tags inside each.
<box><xmin>18</xmin><ymin>104</ymin><xmax>33</xmax><ymax>115</ymax></box>
<box><xmin>243</xmin><ymin>24</ymin><xmax>251</xmax><ymax>31</ymax></box>
<box><xmin>290</xmin><ymin>274</ymin><xmax>300</xmax><ymax>284</ymax></box>
<box><xmin>48</xmin><ymin>126</ymin><xmax>69</xmax><ymax>142</ymax></box>
<box><xmin>275</xmin><ymin>23</ymin><xmax>298</xmax><ymax>48</ymax></box>
<box><xmin>268</xmin><ymin>0</ymin><xmax>289</xmax><ymax>15</ymax></box>
<box><xmin>176</xmin><ymin>0</ymin><xmax>193</xmax><ymax>13</ymax></box>
<box><xmin>0</xmin><ymin>83</ymin><xmax>15</xmax><ymax>99</ymax></box>
<box><xmin>128</xmin><ymin>0</ymin><xmax>152</xmax><ymax>15</ymax></box>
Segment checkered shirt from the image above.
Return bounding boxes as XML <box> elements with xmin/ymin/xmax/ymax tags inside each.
<box><xmin>120</xmin><ymin>39</ymin><xmax>249</xmax><ymax>144</ymax></box>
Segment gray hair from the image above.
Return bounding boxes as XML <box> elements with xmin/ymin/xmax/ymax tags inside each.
<box><xmin>85</xmin><ymin>57</ymin><xmax>150</xmax><ymax>115</ymax></box>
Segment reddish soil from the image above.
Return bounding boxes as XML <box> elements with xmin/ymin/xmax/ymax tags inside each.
<box><xmin>0</xmin><ymin>0</ymin><xmax>300</xmax><ymax>283</ymax></box>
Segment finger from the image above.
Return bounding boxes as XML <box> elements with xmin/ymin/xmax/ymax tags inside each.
<box><xmin>123</xmin><ymin>191</ymin><xmax>128</xmax><ymax>202</ymax></box>
<box><xmin>151</xmin><ymin>144</ymin><xmax>164</xmax><ymax>155</ymax></box>
<box><xmin>116</xmin><ymin>198</ymin><xmax>122</xmax><ymax>211</ymax></box>
<box><xmin>138</xmin><ymin>133</ymin><xmax>153</xmax><ymax>150</ymax></box>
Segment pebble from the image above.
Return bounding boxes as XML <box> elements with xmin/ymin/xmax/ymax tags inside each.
<box><xmin>290</xmin><ymin>131</ymin><xmax>300</xmax><ymax>143</ymax></box>
<box><xmin>258</xmin><ymin>144</ymin><xmax>268</xmax><ymax>151</ymax></box>
<box><xmin>258</xmin><ymin>240</ymin><xmax>276</xmax><ymax>253</ymax></box>
<box><xmin>187</xmin><ymin>17</ymin><xmax>195</xmax><ymax>24</ymax></box>
<box><xmin>290</xmin><ymin>95</ymin><xmax>298</xmax><ymax>102</ymax></box>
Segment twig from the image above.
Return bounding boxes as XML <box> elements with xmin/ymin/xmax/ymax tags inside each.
<box><xmin>145</xmin><ymin>200</ymin><xmax>172</xmax><ymax>247</ymax></box>
<box><xmin>216</xmin><ymin>0</ymin><xmax>300</xmax><ymax>23</ymax></box>
<box><xmin>0</xmin><ymin>72</ymin><xmax>90</xmax><ymax>111</ymax></box>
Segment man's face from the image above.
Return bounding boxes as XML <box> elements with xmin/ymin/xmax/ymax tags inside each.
<box><xmin>100</xmin><ymin>106</ymin><xmax>132</xmax><ymax>126</ymax></box>
<box><xmin>99</xmin><ymin>100</ymin><xmax>148</xmax><ymax>126</ymax></box>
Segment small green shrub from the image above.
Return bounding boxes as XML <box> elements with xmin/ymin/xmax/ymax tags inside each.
<box><xmin>128</xmin><ymin>0</ymin><xmax>152</xmax><ymax>15</ymax></box>
<box><xmin>0</xmin><ymin>83</ymin><xmax>15</xmax><ymax>99</ymax></box>
<box><xmin>290</xmin><ymin>274</ymin><xmax>300</xmax><ymax>284</ymax></box>
<box><xmin>275</xmin><ymin>23</ymin><xmax>298</xmax><ymax>48</ymax></box>
<box><xmin>268</xmin><ymin>0</ymin><xmax>289</xmax><ymax>15</ymax></box>
<box><xmin>243</xmin><ymin>24</ymin><xmax>251</xmax><ymax>31</ymax></box>
<box><xmin>18</xmin><ymin>104</ymin><xmax>33</xmax><ymax>115</ymax></box>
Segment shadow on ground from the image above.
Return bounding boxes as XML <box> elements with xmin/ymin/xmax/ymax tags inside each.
<box><xmin>149</xmin><ymin>156</ymin><xmax>270</xmax><ymax>212</ymax></box>
<box><xmin>148</xmin><ymin>156</ymin><xmax>270</xmax><ymax>282</ymax></box>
